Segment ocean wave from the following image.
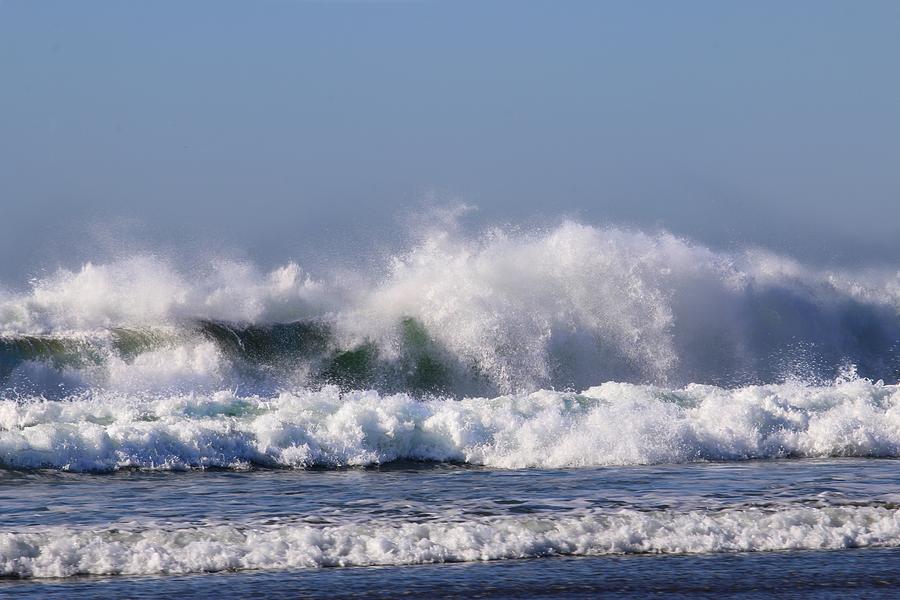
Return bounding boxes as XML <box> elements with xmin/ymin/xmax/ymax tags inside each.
<box><xmin>3</xmin><ymin>504</ymin><xmax>899</xmax><ymax>578</ymax></box>
<box><xmin>2</xmin><ymin>222</ymin><xmax>899</xmax><ymax>395</ymax></box>
<box><xmin>2</xmin><ymin>379</ymin><xmax>899</xmax><ymax>472</ymax></box>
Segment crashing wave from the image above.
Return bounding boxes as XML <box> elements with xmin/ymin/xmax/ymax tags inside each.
<box><xmin>2</xmin><ymin>378</ymin><xmax>899</xmax><ymax>472</ymax></box>
<box><xmin>1</xmin><ymin>222</ymin><xmax>899</xmax><ymax>396</ymax></box>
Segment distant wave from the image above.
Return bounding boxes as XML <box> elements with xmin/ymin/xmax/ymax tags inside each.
<box><xmin>3</xmin><ymin>503</ymin><xmax>900</xmax><ymax>577</ymax></box>
<box><xmin>1</xmin><ymin>221</ymin><xmax>899</xmax><ymax>396</ymax></box>
<box><xmin>2</xmin><ymin>379</ymin><xmax>899</xmax><ymax>472</ymax></box>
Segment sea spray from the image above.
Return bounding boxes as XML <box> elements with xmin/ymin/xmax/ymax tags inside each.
<box><xmin>1</xmin><ymin>222</ymin><xmax>899</xmax><ymax>396</ymax></box>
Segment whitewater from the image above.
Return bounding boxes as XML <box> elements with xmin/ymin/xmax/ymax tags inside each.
<box><xmin>3</xmin><ymin>380</ymin><xmax>900</xmax><ymax>472</ymax></box>
<box><xmin>6</xmin><ymin>504</ymin><xmax>900</xmax><ymax>578</ymax></box>
<box><xmin>2</xmin><ymin>221</ymin><xmax>900</xmax><ymax>594</ymax></box>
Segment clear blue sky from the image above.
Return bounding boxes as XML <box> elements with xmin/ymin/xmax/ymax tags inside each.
<box><xmin>1</xmin><ymin>0</ymin><xmax>899</xmax><ymax>280</ymax></box>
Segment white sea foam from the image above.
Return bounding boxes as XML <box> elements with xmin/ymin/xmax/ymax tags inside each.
<box><xmin>2</xmin><ymin>504</ymin><xmax>899</xmax><ymax>578</ymax></box>
<box><xmin>1</xmin><ymin>378</ymin><xmax>899</xmax><ymax>471</ymax></box>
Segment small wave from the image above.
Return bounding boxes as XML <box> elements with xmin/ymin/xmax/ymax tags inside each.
<box><xmin>2</xmin><ymin>379</ymin><xmax>899</xmax><ymax>472</ymax></box>
<box><xmin>2</xmin><ymin>504</ymin><xmax>899</xmax><ymax>578</ymax></box>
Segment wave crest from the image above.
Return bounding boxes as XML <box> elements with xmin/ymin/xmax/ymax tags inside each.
<box><xmin>2</xmin><ymin>222</ymin><xmax>899</xmax><ymax>395</ymax></box>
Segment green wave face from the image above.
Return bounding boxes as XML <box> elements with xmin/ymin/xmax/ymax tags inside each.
<box><xmin>0</xmin><ymin>317</ymin><xmax>462</xmax><ymax>396</ymax></box>
<box><xmin>109</xmin><ymin>328</ymin><xmax>176</xmax><ymax>361</ymax></box>
<box><xmin>0</xmin><ymin>335</ymin><xmax>103</xmax><ymax>382</ymax></box>
<box><xmin>196</xmin><ymin>320</ymin><xmax>331</xmax><ymax>363</ymax></box>
<box><xmin>198</xmin><ymin>316</ymin><xmax>456</xmax><ymax>394</ymax></box>
<box><xmin>0</xmin><ymin>328</ymin><xmax>185</xmax><ymax>390</ymax></box>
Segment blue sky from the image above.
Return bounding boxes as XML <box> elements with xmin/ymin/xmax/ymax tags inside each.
<box><xmin>1</xmin><ymin>0</ymin><xmax>899</xmax><ymax>280</ymax></box>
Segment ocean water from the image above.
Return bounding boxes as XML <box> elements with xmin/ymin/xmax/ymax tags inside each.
<box><xmin>2</xmin><ymin>223</ymin><xmax>900</xmax><ymax>597</ymax></box>
<box><xmin>2</xmin><ymin>460</ymin><xmax>900</xmax><ymax>598</ymax></box>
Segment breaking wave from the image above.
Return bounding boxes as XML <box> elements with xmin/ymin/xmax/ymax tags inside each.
<box><xmin>3</xmin><ymin>503</ymin><xmax>900</xmax><ymax>578</ymax></box>
<box><xmin>1</xmin><ymin>221</ymin><xmax>899</xmax><ymax>397</ymax></box>
<box><xmin>1</xmin><ymin>220</ymin><xmax>899</xmax><ymax>472</ymax></box>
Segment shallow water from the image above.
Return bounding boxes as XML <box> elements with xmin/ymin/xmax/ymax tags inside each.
<box><xmin>2</xmin><ymin>458</ymin><xmax>900</xmax><ymax>597</ymax></box>
<box><xmin>7</xmin><ymin>549</ymin><xmax>900</xmax><ymax>599</ymax></box>
<box><xmin>4</xmin><ymin>459</ymin><xmax>900</xmax><ymax>529</ymax></box>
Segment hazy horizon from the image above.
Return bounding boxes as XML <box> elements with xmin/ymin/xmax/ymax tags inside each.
<box><xmin>3</xmin><ymin>0</ymin><xmax>900</xmax><ymax>284</ymax></box>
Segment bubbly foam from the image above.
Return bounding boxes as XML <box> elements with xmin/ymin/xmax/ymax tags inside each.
<box><xmin>2</xmin><ymin>379</ymin><xmax>899</xmax><ymax>472</ymax></box>
<box><xmin>2</xmin><ymin>504</ymin><xmax>899</xmax><ymax>578</ymax></box>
